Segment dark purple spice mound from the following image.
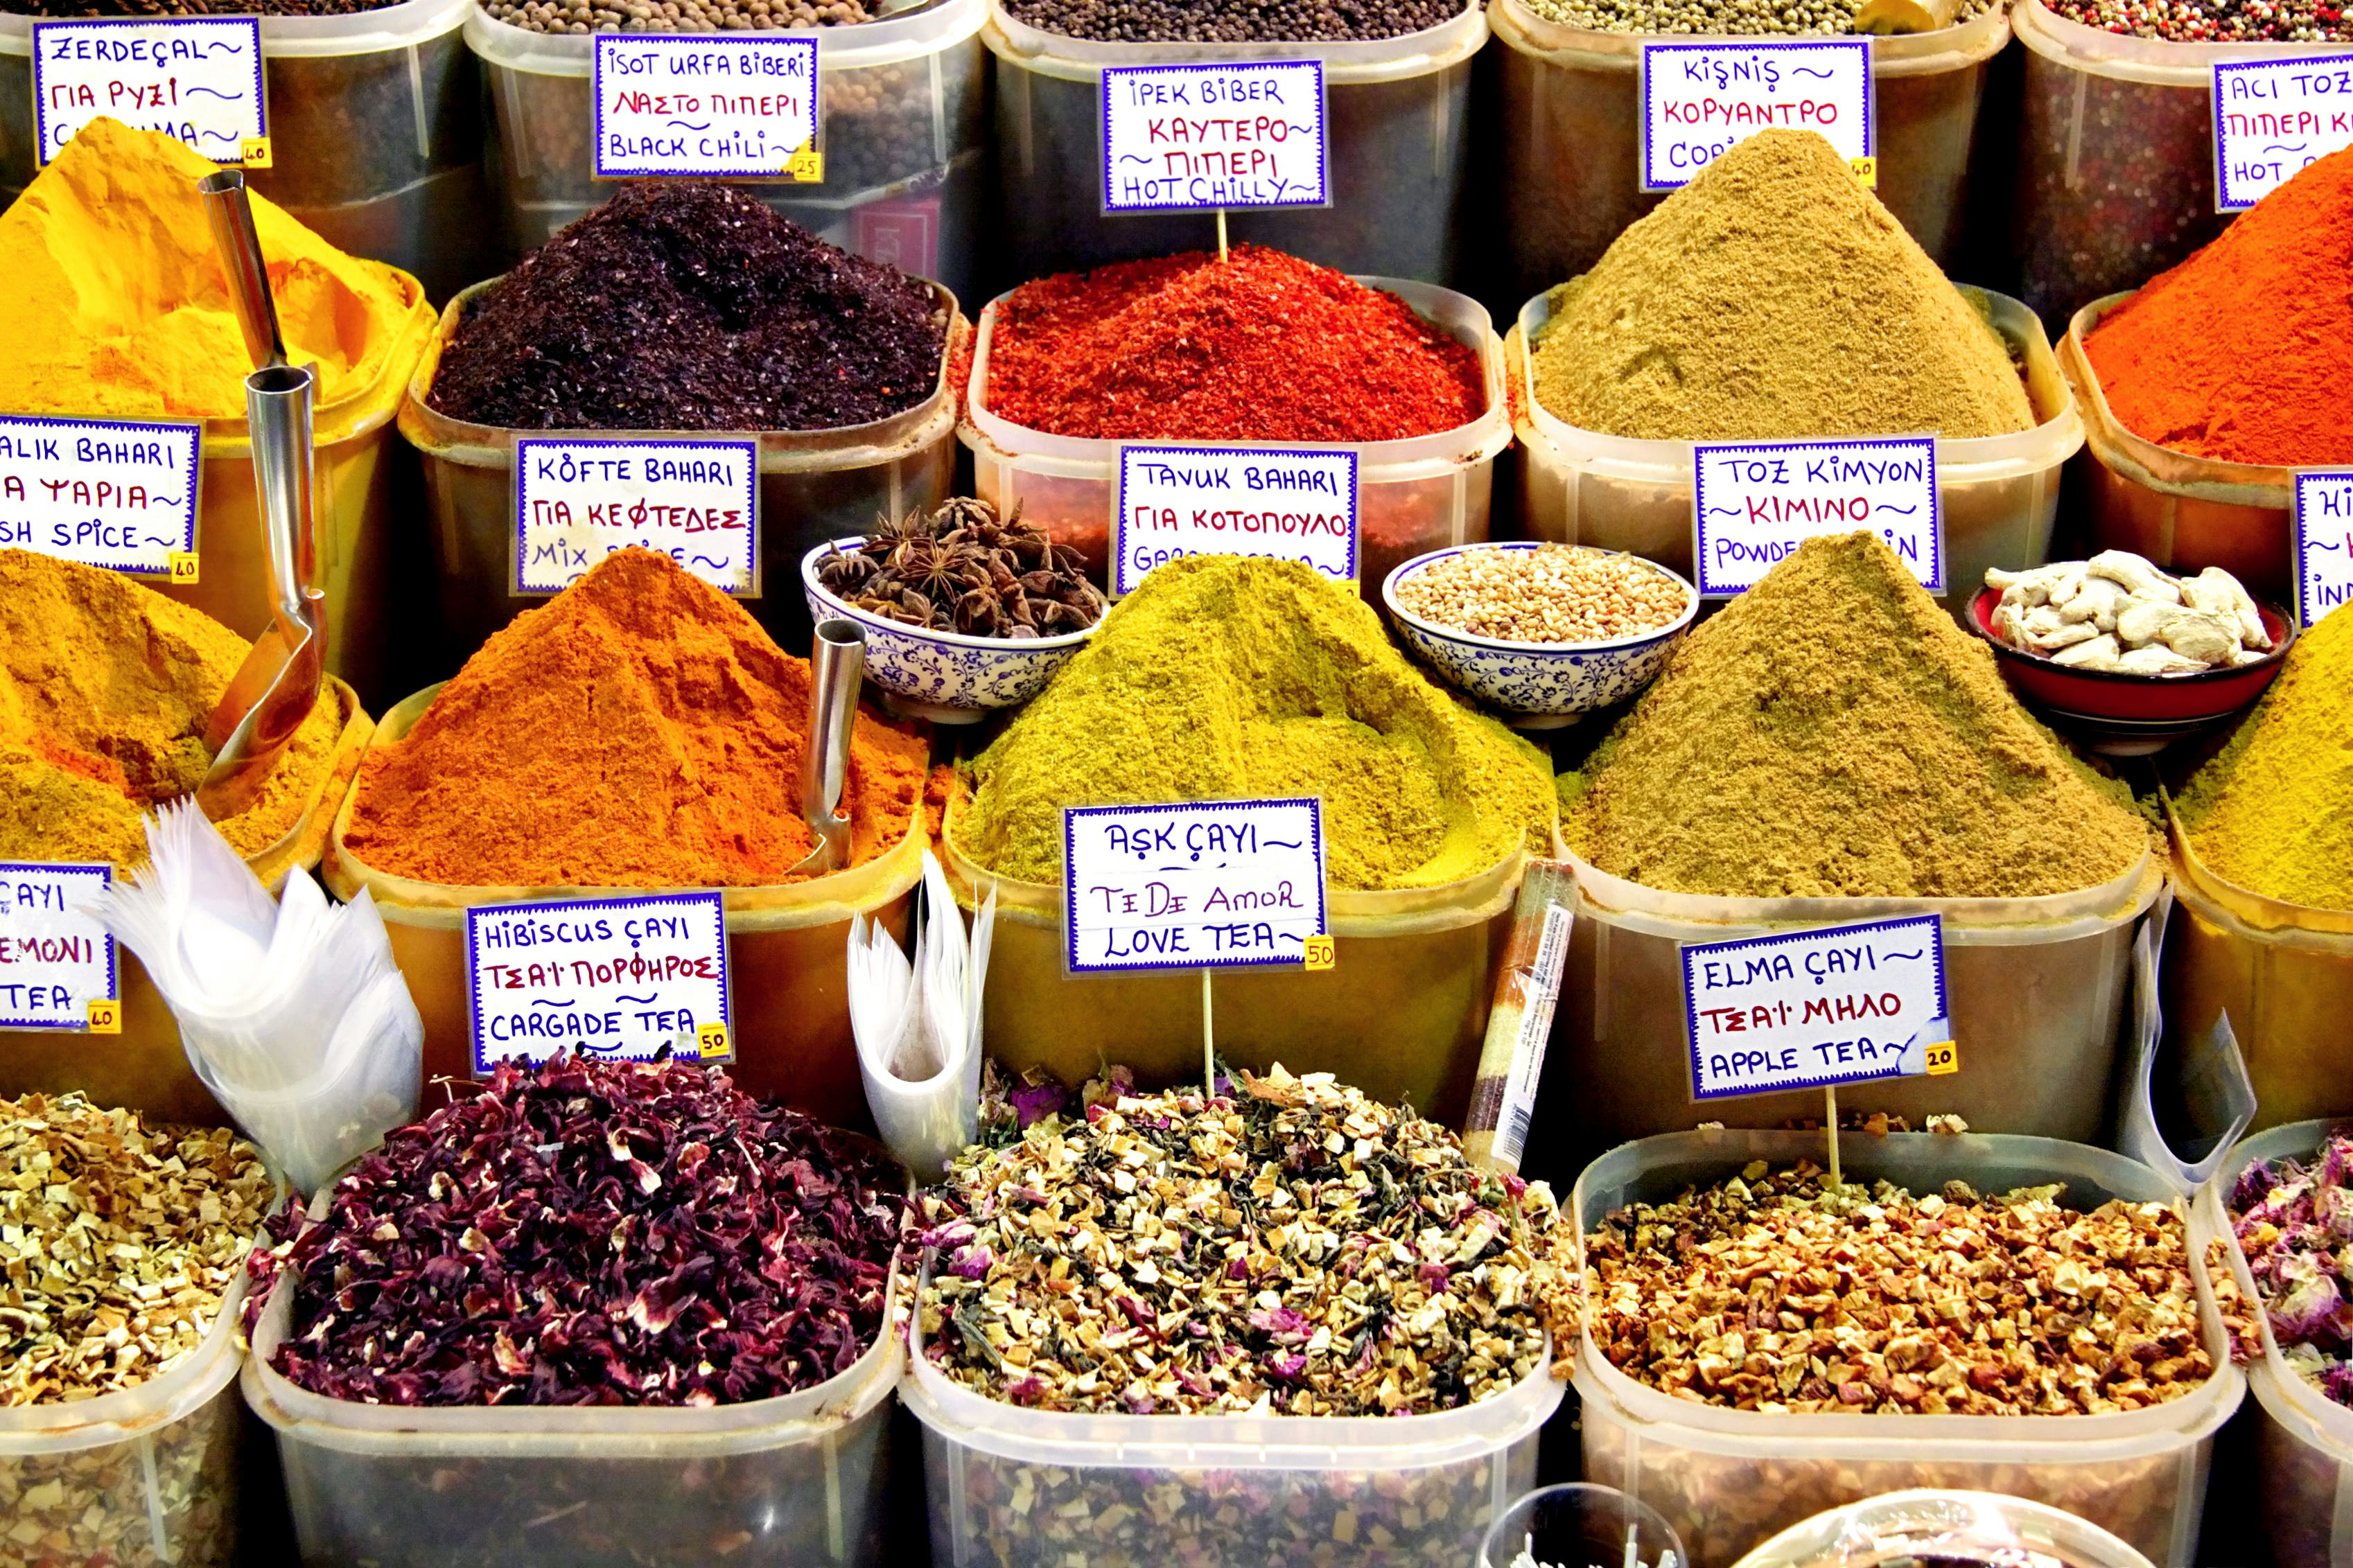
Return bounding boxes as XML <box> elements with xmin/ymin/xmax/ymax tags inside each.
<box><xmin>427</xmin><ymin>182</ymin><xmax>946</xmax><ymax>432</ymax></box>
<box><xmin>271</xmin><ymin>1057</ymin><xmax>908</xmax><ymax>1407</ymax></box>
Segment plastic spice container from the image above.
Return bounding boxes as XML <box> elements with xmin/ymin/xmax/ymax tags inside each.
<box><xmin>0</xmin><ymin>1257</ymin><xmax>259</xmax><ymax>1568</ymax></box>
<box><xmin>2060</xmin><ymin>294</ymin><xmax>2298</xmax><ymax>608</ymax></box>
<box><xmin>1526</xmin><ymin>849</ymin><xmax>2163</xmax><ymax>1181</ymax></box>
<box><xmin>465</xmin><ymin>0</ymin><xmax>988</xmax><ymax>301</ymax></box>
<box><xmin>2007</xmin><ymin>0</ymin><xmax>2353</xmax><ymax>328</ymax></box>
<box><xmin>960</xmin><ymin>276</ymin><xmax>1514</xmax><ymax>608</ymax></box>
<box><xmin>1505</xmin><ymin>285</ymin><xmax>2081</xmax><ymax>626</ymax></box>
<box><xmin>1728</xmin><ymin>1488</ymin><xmax>2163</xmax><ymax>1568</ymax></box>
<box><xmin>984</xmin><ymin>3</ymin><xmax>1485</xmax><ymax>287</ymax></box>
<box><xmin>243</xmin><ymin>1231</ymin><xmax>904</xmax><ymax>1568</ymax></box>
<box><xmin>901</xmin><ymin>1295</ymin><xmax>1562</xmax><ymax>1567</ymax></box>
<box><xmin>1486</xmin><ymin>0</ymin><xmax>2008</xmax><ymax>303</ymax></box>
<box><xmin>0</xmin><ymin>678</ymin><xmax>376</xmax><ymax>1127</ymax></box>
<box><xmin>399</xmin><ymin>279</ymin><xmax>961</xmax><ymax>667</ymax></box>
<box><xmin>0</xmin><ymin>0</ymin><xmax>492</xmax><ymax>303</ymax></box>
<box><xmin>938</xmin><ymin>783</ymin><xmax>1539</xmax><ymax>1126</ymax></box>
<box><xmin>324</xmin><ymin>685</ymin><xmax>926</xmax><ymax>1130</ymax></box>
<box><xmin>1573</xmin><ymin>1129</ymin><xmax>2243</xmax><ymax>1568</ymax></box>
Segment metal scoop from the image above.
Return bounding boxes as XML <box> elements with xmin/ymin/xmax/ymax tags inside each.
<box><xmin>197</xmin><ymin>169</ymin><xmax>287</xmax><ymax>370</ymax></box>
<box><xmin>790</xmin><ymin>620</ymin><xmax>866</xmax><ymax>876</ymax></box>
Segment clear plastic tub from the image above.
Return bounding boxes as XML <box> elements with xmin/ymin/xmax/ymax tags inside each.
<box><xmin>902</xmin><ymin>1290</ymin><xmax>1562</xmax><ymax>1567</ymax></box>
<box><xmin>0</xmin><ymin>0</ymin><xmax>493</xmax><ymax>303</ymax></box>
<box><xmin>0</xmin><ymin>678</ymin><xmax>376</xmax><ymax>1127</ymax></box>
<box><xmin>399</xmin><ymin>279</ymin><xmax>960</xmax><ymax>666</ymax></box>
<box><xmin>1729</xmin><ymin>1488</ymin><xmax>2164</xmax><ymax>1568</ymax></box>
<box><xmin>244</xmin><ymin>1223</ymin><xmax>904</xmax><ymax>1568</ymax></box>
<box><xmin>1528</xmin><ymin>848</ymin><xmax>2163</xmax><ymax>1179</ymax></box>
<box><xmin>1505</xmin><ymin>285</ymin><xmax>2081</xmax><ymax>623</ymax></box>
<box><xmin>984</xmin><ymin>3</ymin><xmax>1485</xmax><ymax>285</ymax></box>
<box><xmin>1487</xmin><ymin>0</ymin><xmax>2009</xmax><ymax>303</ymax></box>
<box><xmin>961</xmin><ymin>275</ymin><xmax>1513</xmax><ymax>606</ymax></box>
<box><xmin>324</xmin><ymin>685</ymin><xmax>926</xmax><ymax>1130</ymax></box>
<box><xmin>2007</xmin><ymin>0</ymin><xmax>2353</xmax><ymax>328</ymax></box>
<box><xmin>0</xmin><ymin>1253</ymin><xmax>258</xmax><ymax>1568</ymax></box>
<box><xmin>466</xmin><ymin>0</ymin><xmax>988</xmax><ymax>301</ymax></box>
<box><xmin>2060</xmin><ymin>293</ymin><xmax>2298</xmax><ymax>608</ymax></box>
<box><xmin>938</xmin><ymin>782</ymin><xmax>1539</xmax><ymax>1126</ymax></box>
<box><xmin>1573</xmin><ymin>1128</ymin><xmax>2243</xmax><ymax>1568</ymax></box>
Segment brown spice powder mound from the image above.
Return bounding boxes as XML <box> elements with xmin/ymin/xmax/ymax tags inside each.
<box><xmin>342</xmin><ymin>549</ymin><xmax>928</xmax><ymax>888</ymax></box>
<box><xmin>1530</xmin><ymin>129</ymin><xmax>2036</xmax><ymax>442</ymax></box>
<box><xmin>1560</xmin><ymin>534</ymin><xmax>2150</xmax><ymax>899</ymax></box>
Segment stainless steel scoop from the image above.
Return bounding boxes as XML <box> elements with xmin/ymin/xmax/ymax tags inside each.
<box><xmin>196</xmin><ymin>169</ymin><xmax>287</xmax><ymax>370</ymax></box>
<box><xmin>789</xmin><ymin>620</ymin><xmax>867</xmax><ymax>876</ymax></box>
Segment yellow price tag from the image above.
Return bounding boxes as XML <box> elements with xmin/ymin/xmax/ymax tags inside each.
<box><xmin>167</xmin><ymin>551</ymin><xmax>200</xmax><ymax>584</ymax></box>
<box><xmin>786</xmin><ymin>146</ymin><xmax>823</xmax><ymax>183</ymax></box>
<box><xmin>85</xmin><ymin>998</ymin><xmax>121</xmax><ymax>1034</ymax></box>
<box><xmin>1924</xmin><ymin>1039</ymin><xmax>1958</xmax><ymax>1076</ymax></box>
<box><xmin>1848</xmin><ymin>156</ymin><xmax>1878</xmax><ymax>189</ymax></box>
<box><xmin>239</xmin><ymin>137</ymin><xmax>274</xmax><ymax>170</ymax></box>
<box><xmin>696</xmin><ymin>1021</ymin><xmax>731</xmax><ymax>1060</ymax></box>
<box><xmin>1301</xmin><ymin>933</ymin><xmax>1336</xmax><ymax>972</ymax></box>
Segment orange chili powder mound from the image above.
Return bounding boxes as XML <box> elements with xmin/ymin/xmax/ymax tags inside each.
<box><xmin>342</xmin><ymin>549</ymin><xmax>927</xmax><ymax>888</ymax></box>
<box><xmin>983</xmin><ymin>245</ymin><xmax>1487</xmax><ymax>442</ymax></box>
<box><xmin>2083</xmin><ymin>145</ymin><xmax>2353</xmax><ymax>466</ymax></box>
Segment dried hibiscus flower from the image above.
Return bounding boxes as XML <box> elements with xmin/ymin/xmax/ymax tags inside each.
<box><xmin>270</xmin><ymin>1057</ymin><xmax>907</xmax><ymax>1407</ymax></box>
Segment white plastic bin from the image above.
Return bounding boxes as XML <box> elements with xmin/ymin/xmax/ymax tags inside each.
<box><xmin>466</xmin><ymin>0</ymin><xmax>988</xmax><ymax>301</ymax></box>
<box><xmin>902</xmin><ymin>1303</ymin><xmax>1562</xmax><ymax>1567</ymax></box>
<box><xmin>0</xmin><ymin>0</ymin><xmax>493</xmax><ymax>303</ymax></box>
<box><xmin>1487</xmin><ymin>0</ymin><xmax>2009</xmax><ymax>301</ymax></box>
<box><xmin>2007</xmin><ymin>0</ymin><xmax>2353</xmax><ymax>328</ymax></box>
<box><xmin>961</xmin><ymin>274</ymin><xmax>1513</xmax><ymax>604</ymax></box>
<box><xmin>986</xmin><ymin>2</ymin><xmax>1485</xmax><ymax>285</ymax></box>
<box><xmin>243</xmin><ymin>1237</ymin><xmax>905</xmax><ymax>1567</ymax></box>
<box><xmin>1573</xmin><ymin>1128</ymin><xmax>2243</xmax><ymax>1568</ymax></box>
<box><xmin>1507</xmin><ymin>283</ymin><xmax>2081</xmax><ymax>624</ymax></box>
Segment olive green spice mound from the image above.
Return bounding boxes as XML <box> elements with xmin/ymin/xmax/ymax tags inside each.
<box><xmin>1559</xmin><ymin>534</ymin><xmax>2151</xmax><ymax>899</ymax></box>
<box><xmin>954</xmin><ymin>555</ymin><xmax>1557</xmax><ymax>891</ymax></box>
<box><xmin>1530</xmin><ymin>130</ymin><xmax>2036</xmax><ymax>442</ymax></box>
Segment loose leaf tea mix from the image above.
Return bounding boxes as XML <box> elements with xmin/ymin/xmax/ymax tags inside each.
<box><xmin>272</xmin><ymin>1057</ymin><xmax>907</xmax><ymax>1407</ymax></box>
<box><xmin>2230</xmin><ymin>1131</ymin><xmax>2353</xmax><ymax>1405</ymax></box>
<box><xmin>814</xmin><ymin>497</ymin><xmax>1106</xmax><ymax>639</ymax></box>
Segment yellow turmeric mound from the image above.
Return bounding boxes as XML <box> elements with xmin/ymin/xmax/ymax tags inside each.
<box><xmin>0</xmin><ymin>549</ymin><xmax>340</xmax><ymax>871</ymax></box>
<box><xmin>0</xmin><ymin>118</ymin><xmax>417</xmax><ymax>420</ymax></box>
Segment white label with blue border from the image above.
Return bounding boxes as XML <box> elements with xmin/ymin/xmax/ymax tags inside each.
<box><xmin>593</xmin><ymin>34</ymin><xmax>820</xmax><ymax>179</ymax></box>
<box><xmin>513</xmin><ymin>438</ymin><xmax>758</xmax><ymax>597</ymax></box>
<box><xmin>1639</xmin><ymin>39</ymin><xmax>1872</xmax><ymax>191</ymax></box>
<box><xmin>465</xmin><ymin>891</ymin><xmax>733</xmax><ymax>1074</ymax></box>
<box><xmin>0</xmin><ymin>416</ymin><xmax>200</xmax><ymax>576</ymax></box>
<box><xmin>1693</xmin><ymin>436</ymin><xmax>1941</xmax><ymax>597</ymax></box>
<box><xmin>1063</xmin><ymin>798</ymin><xmax>1327</xmax><ymax>974</ymax></box>
<box><xmin>1100</xmin><ymin>62</ymin><xmax>1328</xmax><ymax>213</ymax></box>
<box><xmin>1113</xmin><ymin>446</ymin><xmax>1358</xmax><ymax>594</ymax></box>
<box><xmin>2293</xmin><ymin>470</ymin><xmax>2353</xmax><ymax>627</ymax></box>
<box><xmin>1683</xmin><ymin>914</ymin><xmax>1950</xmax><ymax>1101</ymax></box>
<box><xmin>0</xmin><ymin>863</ymin><xmax>116</xmax><ymax>1032</ymax></box>
<box><xmin>2212</xmin><ymin>58</ymin><xmax>2353</xmax><ymax>212</ymax></box>
<box><xmin>33</xmin><ymin>18</ymin><xmax>267</xmax><ymax>168</ymax></box>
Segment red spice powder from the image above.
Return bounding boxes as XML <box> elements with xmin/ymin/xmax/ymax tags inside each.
<box><xmin>981</xmin><ymin>245</ymin><xmax>1487</xmax><ymax>442</ymax></box>
<box><xmin>2083</xmin><ymin>144</ymin><xmax>2353</xmax><ymax>466</ymax></box>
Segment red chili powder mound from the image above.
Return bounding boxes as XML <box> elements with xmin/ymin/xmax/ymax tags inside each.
<box><xmin>2083</xmin><ymin>144</ymin><xmax>2353</xmax><ymax>466</ymax></box>
<box><xmin>982</xmin><ymin>245</ymin><xmax>1487</xmax><ymax>441</ymax></box>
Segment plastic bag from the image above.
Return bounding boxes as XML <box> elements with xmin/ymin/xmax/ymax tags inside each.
<box><xmin>851</xmin><ymin>850</ymin><xmax>995</xmax><ymax>1177</ymax></box>
<box><xmin>89</xmin><ymin>800</ymin><xmax>422</xmax><ymax>1191</ymax></box>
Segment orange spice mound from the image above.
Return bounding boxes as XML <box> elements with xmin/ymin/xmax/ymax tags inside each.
<box><xmin>983</xmin><ymin>245</ymin><xmax>1487</xmax><ymax>442</ymax></box>
<box><xmin>342</xmin><ymin>549</ymin><xmax>927</xmax><ymax>888</ymax></box>
<box><xmin>2083</xmin><ymin>145</ymin><xmax>2353</xmax><ymax>467</ymax></box>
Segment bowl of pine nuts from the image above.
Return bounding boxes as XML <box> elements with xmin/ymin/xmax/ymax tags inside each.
<box><xmin>1382</xmin><ymin>542</ymin><xmax>1697</xmax><ymax>727</ymax></box>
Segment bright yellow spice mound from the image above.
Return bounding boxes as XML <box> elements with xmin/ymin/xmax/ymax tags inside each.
<box><xmin>2176</xmin><ymin>608</ymin><xmax>2353</xmax><ymax>912</ymax></box>
<box><xmin>0</xmin><ymin>118</ymin><xmax>417</xmax><ymax>419</ymax></box>
<box><xmin>954</xmin><ymin>556</ymin><xmax>1557</xmax><ymax>892</ymax></box>
<box><xmin>0</xmin><ymin>549</ymin><xmax>340</xmax><ymax>871</ymax></box>
<box><xmin>1560</xmin><ymin>534</ymin><xmax>2151</xmax><ymax>899</ymax></box>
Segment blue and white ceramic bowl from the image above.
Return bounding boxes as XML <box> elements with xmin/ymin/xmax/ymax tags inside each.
<box><xmin>801</xmin><ymin>538</ymin><xmax>1099</xmax><ymax>724</ymax></box>
<box><xmin>1381</xmin><ymin>543</ymin><xmax>1699</xmax><ymax>728</ymax></box>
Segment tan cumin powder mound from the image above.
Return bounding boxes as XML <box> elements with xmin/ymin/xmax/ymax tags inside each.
<box><xmin>1530</xmin><ymin>130</ymin><xmax>2037</xmax><ymax>442</ymax></box>
<box><xmin>1559</xmin><ymin>534</ymin><xmax>2151</xmax><ymax>899</ymax></box>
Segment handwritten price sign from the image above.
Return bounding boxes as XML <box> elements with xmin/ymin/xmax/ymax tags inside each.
<box><xmin>2212</xmin><ymin>58</ymin><xmax>2353</xmax><ymax>211</ymax></box>
<box><xmin>593</xmin><ymin>34</ymin><xmax>821</xmax><ymax>179</ymax></box>
<box><xmin>1640</xmin><ymin>39</ymin><xmax>1873</xmax><ymax>191</ymax></box>
<box><xmin>465</xmin><ymin>892</ymin><xmax>734</xmax><ymax>1073</ymax></box>
<box><xmin>0</xmin><ymin>416</ymin><xmax>200</xmax><ymax>577</ymax></box>
<box><xmin>2294</xmin><ymin>471</ymin><xmax>2353</xmax><ymax>627</ymax></box>
<box><xmin>33</xmin><ymin>18</ymin><xmax>268</xmax><ymax>167</ymax></box>
<box><xmin>1683</xmin><ymin>915</ymin><xmax>1952</xmax><ymax>1100</ymax></box>
<box><xmin>1100</xmin><ymin>61</ymin><xmax>1328</xmax><ymax>213</ymax></box>
<box><xmin>1692</xmin><ymin>437</ymin><xmax>1941</xmax><ymax>596</ymax></box>
<box><xmin>513</xmin><ymin>438</ymin><xmax>758</xmax><ymax>596</ymax></box>
<box><xmin>1063</xmin><ymin>798</ymin><xmax>1327</xmax><ymax>973</ymax></box>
